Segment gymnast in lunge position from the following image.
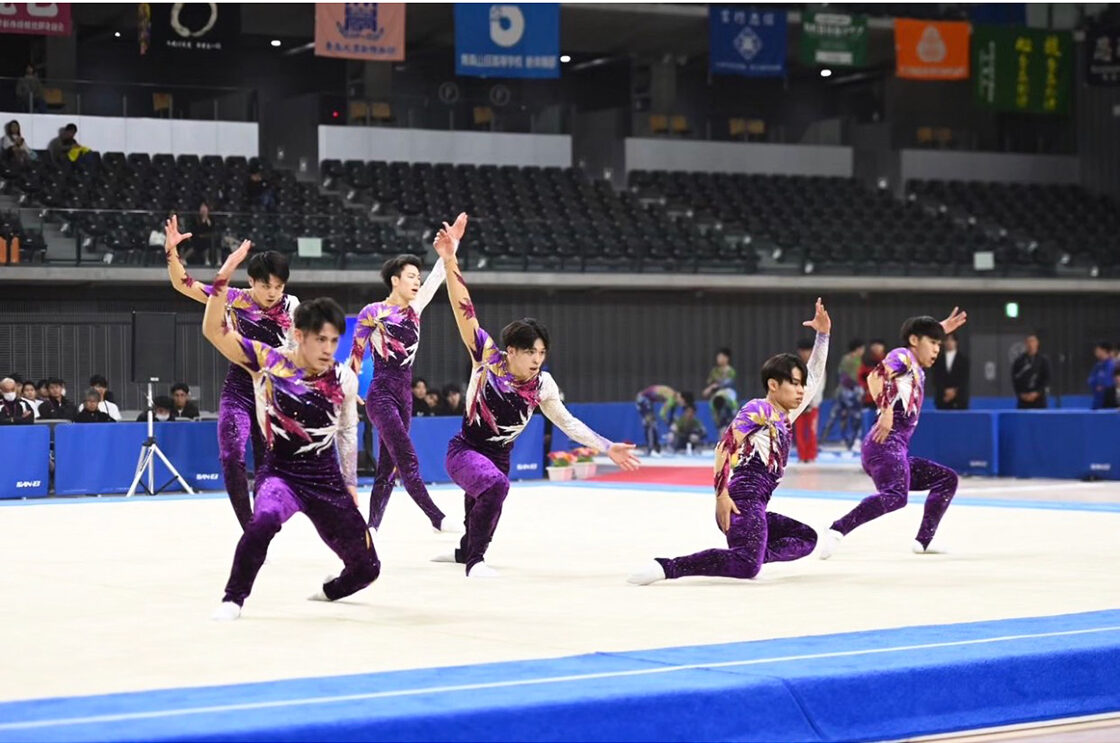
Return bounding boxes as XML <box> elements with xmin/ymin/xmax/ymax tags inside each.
<box><xmin>205</xmin><ymin>242</ymin><xmax>378</xmax><ymax>620</ymax></box>
<box><xmin>349</xmin><ymin>214</ymin><xmax>468</xmax><ymax>535</ymax></box>
<box><xmin>165</xmin><ymin>215</ymin><xmax>299</xmax><ymax>530</ymax></box>
<box><xmin>629</xmin><ymin>299</ymin><xmax>831</xmax><ymax>585</ymax></box>
<box><xmin>430</xmin><ymin>217</ymin><xmax>641</xmax><ymax>577</ymax></box>
<box><xmin>819</xmin><ymin>308</ymin><xmax>968</xmax><ymax>559</ymax></box>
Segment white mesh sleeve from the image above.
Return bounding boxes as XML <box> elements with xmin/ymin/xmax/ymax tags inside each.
<box><xmin>790</xmin><ymin>333</ymin><xmax>830</xmax><ymax>423</ymax></box>
<box><xmin>336</xmin><ymin>365</ymin><xmax>359</xmax><ymax>489</ymax></box>
<box><xmin>537</xmin><ymin>373</ymin><xmax>612</xmax><ymax>451</ymax></box>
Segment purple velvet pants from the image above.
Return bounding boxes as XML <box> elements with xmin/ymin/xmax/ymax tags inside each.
<box><xmin>218</xmin><ymin>370</ymin><xmax>264</xmax><ymax>530</ymax></box>
<box><xmin>657</xmin><ymin>471</ymin><xmax>817</xmax><ymax>580</ymax></box>
<box><xmin>444</xmin><ymin>434</ymin><xmax>510</xmax><ymax>574</ymax></box>
<box><xmin>830</xmin><ymin>440</ymin><xmax>958</xmax><ymax>549</ymax></box>
<box><xmin>222</xmin><ymin>460</ymin><xmax>380</xmax><ymax>606</ymax></box>
<box><xmin>365</xmin><ymin>373</ymin><xmax>445</xmax><ymax>530</ymax></box>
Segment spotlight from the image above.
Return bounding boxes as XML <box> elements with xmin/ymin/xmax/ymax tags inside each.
<box><xmin>270</xmin><ymin>39</ymin><xmax>281</xmax><ymax>48</ymax></box>
<box><xmin>114</xmin><ymin>31</ymin><xmax>121</xmax><ymax>38</ymax></box>
<box><xmin>820</xmin><ymin>68</ymin><xmax>832</xmax><ymax>78</ymax></box>
<box><xmin>560</xmin><ymin>54</ymin><xmax>571</xmax><ymax>63</ymax></box>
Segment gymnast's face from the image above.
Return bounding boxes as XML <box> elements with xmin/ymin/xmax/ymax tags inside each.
<box><xmin>393</xmin><ymin>265</ymin><xmax>421</xmax><ymax>301</ymax></box>
<box><xmin>248</xmin><ymin>275</ymin><xmax>285</xmax><ymax>309</ymax></box>
<box><xmin>768</xmin><ymin>368</ymin><xmax>804</xmax><ymax>413</ymax></box>
<box><xmin>506</xmin><ymin>339</ymin><xmax>547</xmax><ymax>382</ymax></box>
<box><xmin>911</xmin><ymin>335</ymin><xmax>942</xmax><ymax>368</ymax></box>
<box><xmin>294</xmin><ymin>322</ymin><xmax>341</xmax><ymax>375</ymax></box>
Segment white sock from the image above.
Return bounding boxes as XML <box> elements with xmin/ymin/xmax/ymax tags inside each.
<box><xmin>431</xmin><ymin>552</ymin><xmax>457</xmax><ymax>563</ymax></box>
<box><xmin>627</xmin><ymin>561</ymin><xmax>666</xmax><ymax>585</ymax></box>
<box><xmin>818</xmin><ymin>529</ymin><xmax>844</xmax><ymax>560</ymax></box>
<box><xmin>210</xmin><ymin>601</ymin><xmax>241</xmax><ymax>621</ymax></box>
<box><xmin>433</xmin><ymin>517</ymin><xmax>463</xmax><ymax>535</ymax></box>
<box><xmin>466</xmin><ymin>562</ymin><xmax>499</xmax><ymax>578</ymax></box>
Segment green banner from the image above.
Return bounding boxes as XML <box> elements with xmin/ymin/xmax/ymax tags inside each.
<box><xmin>800</xmin><ymin>12</ymin><xmax>868</xmax><ymax>67</ymax></box>
<box><xmin>973</xmin><ymin>26</ymin><xmax>1072</xmax><ymax>114</ymax></box>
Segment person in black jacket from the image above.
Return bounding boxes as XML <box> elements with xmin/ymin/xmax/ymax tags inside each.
<box><xmin>38</xmin><ymin>377</ymin><xmax>78</xmax><ymax>420</ymax></box>
<box><xmin>73</xmin><ymin>388</ymin><xmax>116</xmax><ymax>423</ymax></box>
<box><xmin>0</xmin><ymin>377</ymin><xmax>35</xmax><ymax>424</ymax></box>
<box><xmin>1011</xmin><ymin>333</ymin><xmax>1051</xmax><ymax>409</ymax></box>
<box><xmin>931</xmin><ymin>333</ymin><xmax>969</xmax><ymax>410</ymax></box>
<box><xmin>170</xmin><ymin>383</ymin><xmax>201</xmax><ymax>420</ymax></box>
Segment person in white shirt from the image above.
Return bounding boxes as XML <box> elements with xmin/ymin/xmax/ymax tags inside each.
<box><xmin>88</xmin><ymin>374</ymin><xmax>122</xmax><ymax>421</ymax></box>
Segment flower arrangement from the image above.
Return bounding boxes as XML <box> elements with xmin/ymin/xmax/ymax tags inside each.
<box><xmin>572</xmin><ymin>447</ymin><xmax>598</xmax><ymax>463</ymax></box>
<box><xmin>547</xmin><ymin>451</ymin><xmax>577</xmax><ymax>467</ymax></box>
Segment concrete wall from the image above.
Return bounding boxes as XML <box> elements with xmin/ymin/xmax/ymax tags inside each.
<box><xmin>624</xmin><ymin>138</ymin><xmax>853</xmax><ymax>176</ymax></box>
<box><xmin>899</xmin><ymin>149</ymin><xmax>1080</xmax><ymax>184</ymax></box>
<box><xmin>317</xmin><ymin>126</ymin><xmax>572</xmax><ymax>166</ymax></box>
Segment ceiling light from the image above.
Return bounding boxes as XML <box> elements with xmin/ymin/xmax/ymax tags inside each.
<box><xmin>114</xmin><ymin>31</ymin><xmax>121</xmax><ymax>38</ymax></box>
<box><xmin>560</xmin><ymin>54</ymin><xmax>571</xmax><ymax>63</ymax></box>
<box><xmin>820</xmin><ymin>68</ymin><xmax>832</xmax><ymax>78</ymax></box>
<box><xmin>270</xmin><ymin>39</ymin><xmax>281</xmax><ymax>48</ymax></box>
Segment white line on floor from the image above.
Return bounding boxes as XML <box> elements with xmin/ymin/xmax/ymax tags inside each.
<box><xmin>4</xmin><ymin>624</ymin><xmax>1118</xmax><ymax>731</ymax></box>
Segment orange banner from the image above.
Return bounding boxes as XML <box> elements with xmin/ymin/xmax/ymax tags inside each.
<box><xmin>894</xmin><ymin>19</ymin><xmax>970</xmax><ymax>80</ymax></box>
<box><xmin>315</xmin><ymin>3</ymin><xmax>405</xmax><ymax>61</ymax></box>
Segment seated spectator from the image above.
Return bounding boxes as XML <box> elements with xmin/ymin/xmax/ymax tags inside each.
<box><xmin>47</xmin><ymin>123</ymin><xmax>92</xmax><ymax>166</ymax></box>
<box><xmin>247</xmin><ymin>169</ymin><xmax>275</xmax><ymax>211</ymax></box>
<box><xmin>183</xmin><ymin>201</ymin><xmax>218</xmax><ymax>267</ymax></box>
<box><xmin>439</xmin><ymin>383</ymin><xmax>465</xmax><ymax>416</ymax></box>
<box><xmin>412</xmin><ymin>377</ymin><xmax>431</xmax><ymax>417</ymax></box>
<box><xmin>2</xmin><ymin>120</ymin><xmax>35</xmax><ymax>167</ymax></box>
<box><xmin>20</xmin><ymin>380</ymin><xmax>40</xmax><ymax>417</ymax></box>
<box><xmin>88</xmin><ymin>374</ymin><xmax>121</xmax><ymax>420</ymax></box>
<box><xmin>73</xmin><ymin>388</ymin><xmax>116</xmax><ymax>423</ymax></box>
<box><xmin>669</xmin><ymin>403</ymin><xmax>707</xmax><ymax>453</ymax></box>
<box><xmin>38</xmin><ymin>377</ymin><xmax>77</xmax><ymax>420</ymax></box>
<box><xmin>0</xmin><ymin>377</ymin><xmax>35</xmax><ymax>424</ymax></box>
<box><xmin>425</xmin><ymin>389</ymin><xmax>442</xmax><ymax>414</ymax></box>
<box><xmin>170</xmin><ymin>383</ymin><xmax>201</xmax><ymax>420</ymax></box>
<box><xmin>136</xmin><ymin>395</ymin><xmax>175</xmax><ymax>422</ymax></box>
<box><xmin>1104</xmin><ymin>368</ymin><xmax>1120</xmax><ymax>410</ymax></box>
<box><xmin>15</xmin><ymin>64</ymin><xmax>46</xmax><ymax>114</ymax></box>
<box><xmin>36</xmin><ymin>378</ymin><xmax>49</xmax><ymax>401</ymax></box>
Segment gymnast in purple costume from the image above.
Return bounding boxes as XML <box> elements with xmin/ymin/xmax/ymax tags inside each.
<box><xmin>629</xmin><ymin>299</ymin><xmax>831</xmax><ymax>584</ymax></box>
<box><xmin>349</xmin><ymin>215</ymin><xmax>468</xmax><ymax>534</ymax></box>
<box><xmin>165</xmin><ymin>215</ymin><xmax>299</xmax><ymax>530</ymax></box>
<box><xmin>430</xmin><ymin>217</ymin><xmax>641</xmax><ymax>577</ymax></box>
<box><xmin>819</xmin><ymin>308</ymin><xmax>968</xmax><ymax>558</ymax></box>
<box><xmin>203</xmin><ymin>243</ymin><xmax>378</xmax><ymax>621</ymax></box>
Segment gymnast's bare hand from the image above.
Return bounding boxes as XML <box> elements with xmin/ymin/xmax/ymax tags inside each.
<box><xmin>164</xmin><ymin>214</ymin><xmax>192</xmax><ymax>255</ymax></box>
<box><xmin>871</xmin><ymin>408</ymin><xmax>894</xmax><ymax>444</ymax></box>
<box><xmin>716</xmin><ymin>493</ymin><xmax>739</xmax><ymax>533</ymax></box>
<box><xmin>802</xmin><ymin>296</ymin><xmax>831</xmax><ymax>335</ymax></box>
<box><xmin>940</xmin><ymin>306</ymin><xmax>968</xmax><ymax>335</ymax></box>
<box><xmin>347</xmin><ymin>485</ymin><xmax>359</xmax><ymax>508</ymax></box>
<box><xmin>607</xmin><ymin>442</ymin><xmax>640</xmax><ymax>471</ymax></box>
<box><xmin>217</xmin><ymin>240</ymin><xmax>251</xmax><ymax>278</ymax></box>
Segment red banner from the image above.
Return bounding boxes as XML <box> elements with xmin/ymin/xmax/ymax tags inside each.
<box><xmin>894</xmin><ymin>18</ymin><xmax>970</xmax><ymax>80</ymax></box>
<box><xmin>315</xmin><ymin>4</ymin><xmax>405</xmax><ymax>62</ymax></box>
<box><xmin>0</xmin><ymin>3</ymin><xmax>72</xmax><ymax>36</ymax></box>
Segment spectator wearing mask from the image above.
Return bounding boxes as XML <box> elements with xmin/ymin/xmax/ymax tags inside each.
<box><xmin>170</xmin><ymin>383</ymin><xmax>201</xmax><ymax>420</ymax></box>
<box><xmin>39</xmin><ymin>377</ymin><xmax>77</xmax><ymax>420</ymax></box>
<box><xmin>1087</xmin><ymin>342</ymin><xmax>1116</xmax><ymax>410</ymax></box>
<box><xmin>669</xmin><ymin>403</ymin><xmax>707</xmax><ymax>453</ymax></box>
<box><xmin>2</xmin><ymin>120</ymin><xmax>35</xmax><ymax>167</ymax></box>
<box><xmin>412</xmin><ymin>377</ymin><xmax>431</xmax><ymax>417</ymax></box>
<box><xmin>20</xmin><ymin>380</ymin><xmax>40</xmax><ymax>417</ymax></box>
<box><xmin>88</xmin><ymin>374</ymin><xmax>121</xmax><ymax>420</ymax></box>
<box><xmin>136</xmin><ymin>395</ymin><xmax>175</xmax><ymax>422</ymax></box>
<box><xmin>859</xmin><ymin>339</ymin><xmax>887</xmax><ymax>409</ymax></box>
<box><xmin>15</xmin><ymin>64</ymin><xmax>46</xmax><ymax>113</ymax></box>
<box><xmin>73</xmin><ymin>388</ymin><xmax>116</xmax><ymax>423</ymax></box>
<box><xmin>931</xmin><ymin>333</ymin><xmax>970</xmax><ymax>410</ymax></box>
<box><xmin>1012</xmin><ymin>333</ymin><xmax>1051</xmax><ymax>410</ymax></box>
<box><xmin>440</xmin><ymin>384</ymin><xmax>465</xmax><ymax>417</ymax></box>
<box><xmin>0</xmin><ymin>377</ymin><xmax>35</xmax><ymax>424</ymax></box>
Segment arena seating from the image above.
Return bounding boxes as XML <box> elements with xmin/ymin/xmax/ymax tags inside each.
<box><xmin>907</xmin><ymin>179</ymin><xmax>1120</xmax><ymax>276</ymax></box>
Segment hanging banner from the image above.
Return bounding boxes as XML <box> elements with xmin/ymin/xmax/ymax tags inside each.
<box><xmin>150</xmin><ymin>3</ymin><xmax>239</xmax><ymax>53</ymax></box>
<box><xmin>0</xmin><ymin>3</ymin><xmax>71</xmax><ymax>36</ymax></box>
<box><xmin>800</xmin><ymin>12</ymin><xmax>868</xmax><ymax>67</ymax></box>
<box><xmin>969</xmin><ymin>3</ymin><xmax>1027</xmax><ymax>26</ymax></box>
<box><xmin>454</xmin><ymin>3</ymin><xmax>560</xmax><ymax>79</ymax></box>
<box><xmin>315</xmin><ymin>4</ymin><xmax>405</xmax><ymax>62</ymax></box>
<box><xmin>1086</xmin><ymin>28</ymin><xmax>1120</xmax><ymax>86</ymax></box>
<box><xmin>973</xmin><ymin>26</ymin><xmax>1072</xmax><ymax>114</ymax></box>
<box><xmin>894</xmin><ymin>19</ymin><xmax>970</xmax><ymax>80</ymax></box>
<box><xmin>709</xmin><ymin>6</ymin><xmax>787</xmax><ymax>77</ymax></box>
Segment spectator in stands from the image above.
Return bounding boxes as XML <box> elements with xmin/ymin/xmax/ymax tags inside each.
<box><xmin>136</xmin><ymin>395</ymin><xmax>175</xmax><ymax>422</ymax></box>
<box><xmin>440</xmin><ymin>383</ymin><xmax>465</xmax><ymax>417</ymax></box>
<box><xmin>412</xmin><ymin>377</ymin><xmax>431</xmax><ymax>417</ymax></box>
<box><xmin>823</xmin><ymin>338</ymin><xmax>864</xmax><ymax>449</ymax></box>
<box><xmin>794</xmin><ymin>337</ymin><xmax>822</xmax><ymax>462</ymax></box>
<box><xmin>36</xmin><ymin>378</ymin><xmax>49</xmax><ymax>401</ymax></box>
<box><xmin>88</xmin><ymin>374</ymin><xmax>121</xmax><ymax>420</ymax></box>
<box><xmin>15</xmin><ymin>64</ymin><xmax>46</xmax><ymax>114</ymax></box>
<box><xmin>247</xmin><ymin>169</ymin><xmax>275</xmax><ymax>211</ymax></box>
<box><xmin>1087</xmin><ymin>341</ymin><xmax>1116</xmax><ymax>410</ymax></box>
<box><xmin>2</xmin><ymin>120</ymin><xmax>35</xmax><ymax>167</ymax></box>
<box><xmin>73</xmin><ymin>388</ymin><xmax>115</xmax><ymax>423</ymax></box>
<box><xmin>859</xmin><ymin>339</ymin><xmax>887</xmax><ymax>409</ymax></box>
<box><xmin>0</xmin><ymin>377</ymin><xmax>35</xmax><ymax>424</ymax></box>
<box><xmin>669</xmin><ymin>403</ymin><xmax>706</xmax><ymax>453</ymax></box>
<box><xmin>20</xmin><ymin>380</ymin><xmax>40</xmax><ymax>417</ymax></box>
<box><xmin>1012</xmin><ymin>332</ymin><xmax>1050</xmax><ymax>409</ymax></box>
<box><xmin>931</xmin><ymin>333</ymin><xmax>969</xmax><ymax>410</ymax></box>
<box><xmin>39</xmin><ymin>377</ymin><xmax>77</xmax><ymax>420</ymax></box>
<box><xmin>184</xmin><ymin>201</ymin><xmax>217</xmax><ymax>267</ymax></box>
<box><xmin>170</xmin><ymin>383</ymin><xmax>201</xmax><ymax>420</ymax></box>
<box><xmin>424</xmin><ymin>388</ymin><xmax>442</xmax><ymax>414</ymax></box>
<box><xmin>47</xmin><ymin>123</ymin><xmax>92</xmax><ymax>166</ymax></box>
<box><xmin>1104</xmin><ymin>368</ymin><xmax>1120</xmax><ymax>410</ymax></box>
